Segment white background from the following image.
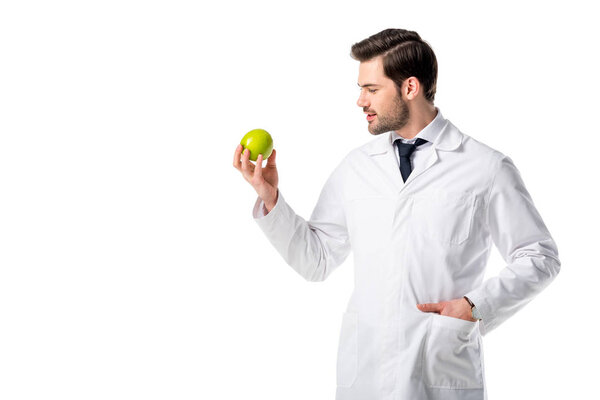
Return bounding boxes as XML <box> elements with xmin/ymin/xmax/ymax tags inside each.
<box><xmin>1</xmin><ymin>1</ymin><xmax>598</xmax><ymax>399</ymax></box>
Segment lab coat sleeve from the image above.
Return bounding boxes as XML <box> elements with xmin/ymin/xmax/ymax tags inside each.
<box><xmin>251</xmin><ymin>162</ymin><xmax>351</xmax><ymax>282</ymax></box>
<box><xmin>465</xmin><ymin>155</ymin><xmax>560</xmax><ymax>336</ymax></box>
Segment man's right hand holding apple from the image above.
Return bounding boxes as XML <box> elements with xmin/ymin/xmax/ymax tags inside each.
<box><xmin>233</xmin><ymin>144</ymin><xmax>279</xmax><ymax>214</ymax></box>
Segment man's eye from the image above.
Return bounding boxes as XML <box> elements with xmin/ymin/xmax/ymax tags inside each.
<box><xmin>368</xmin><ymin>89</ymin><xmax>377</xmax><ymax>93</ymax></box>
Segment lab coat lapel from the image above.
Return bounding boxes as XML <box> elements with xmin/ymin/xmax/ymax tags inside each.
<box><xmin>401</xmin><ymin>147</ymin><xmax>438</xmax><ymax>190</ymax></box>
<box><xmin>401</xmin><ymin>121</ymin><xmax>463</xmax><ymax>192</ymax></box>
<box><xmin>364</xmin><ymin>136</ymin><xmax>404</xmax><ymax>193</ymax></box>
<box><xmin>365</xmin><ymin>121</ymin><xmax>464</xmax><ymax>195</ymax></box>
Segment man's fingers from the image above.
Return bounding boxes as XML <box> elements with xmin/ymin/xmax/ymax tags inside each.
<box><xmin>240</xmin><ymin>148</ymin><xmax>248</xmax><ymax>170</ymax></box>
<box><xmin>417</xmin><ymin>303</ymin><xmax>443</xmax><ymax>313</ymax></box>
<box><xmin>233</xmin><ymin>144</ymin><xmax>243</xmax><ymax>170</ymax></box>
<box><xmin>240</xmin><ymin>148</ymin><xmax>253</xmax><ymax>177</ymax></box>
<box><xmin>254</xmin><ymin>154</ymin><xmax>264</xmax><ymax>180</ymax></box>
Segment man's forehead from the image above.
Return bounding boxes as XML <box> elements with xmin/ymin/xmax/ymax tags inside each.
<box><xmin>358</xmin><ymin>57</ymin><xmax>386</xmax><ymax>87</ymax></box>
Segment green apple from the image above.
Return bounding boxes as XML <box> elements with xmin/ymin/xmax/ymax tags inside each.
<box><xmin>240</xmin><ymin>128</ymin><xmax>273</xmax><ymax>161</ymax></box>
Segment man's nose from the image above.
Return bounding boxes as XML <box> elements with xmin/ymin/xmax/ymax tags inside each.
<box><xmin>357</xmin><ymin>92</ymin><xmax>369</xmax><ymax>108</ymax></box>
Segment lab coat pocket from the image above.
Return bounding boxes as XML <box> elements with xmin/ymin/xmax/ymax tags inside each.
<box><xmin>422</xmin><ymin>314</ymin><xmax>483</xmax><ymax>389</ymax></box>
<box><xmin>336</xmin><ymin>312</ymin><xmax>358</xmax><ymax>388</ymax></box>
<box><xmin>411</xmin><ymin>190</ymin><xmax>476</xmax><ymax>245</ymax></box>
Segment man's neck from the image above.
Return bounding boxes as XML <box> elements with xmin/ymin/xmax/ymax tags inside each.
<box><xmin>395</xmin><ymin>105</ymin><xmax>438</xmax><ymax>140</ymax></box>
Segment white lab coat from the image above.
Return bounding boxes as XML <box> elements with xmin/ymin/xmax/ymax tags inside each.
<box><xmin>252</xmin><ymin>117</ymin><xmax>560</xmax><ymax>400</ymax></box>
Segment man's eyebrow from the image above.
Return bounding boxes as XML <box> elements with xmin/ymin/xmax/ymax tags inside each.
<box><xmin>357</xmin><ymin>83</ymin><xmax>382</xmax><ymax>88</ymax></box>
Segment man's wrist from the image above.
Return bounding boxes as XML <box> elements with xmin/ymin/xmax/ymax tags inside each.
<box><xmin>264</xmin><ymin>188</ymin><xmax>278</xmax><ymax>212</ymax></box>
<box><xmin>463</xmin><ymin>296</ymin><xmax>475</xmax><ymax>308</ymax></box>
<box><xmin>463</xmin><ymin>296</ymin><xmax>482</xmax><ymax>321</ymax></box>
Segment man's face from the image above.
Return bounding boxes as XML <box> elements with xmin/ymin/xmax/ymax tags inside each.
<box><xmin>357</xmin><ymin>56</ymin><xmax>409</xmax><ymax>135</ymax></box>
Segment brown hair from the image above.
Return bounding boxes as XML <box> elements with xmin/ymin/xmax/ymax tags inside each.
<box><xmin>350</xmin><ymin>29</ymin><xmax>438</xmax><ymax>103</ymax></box>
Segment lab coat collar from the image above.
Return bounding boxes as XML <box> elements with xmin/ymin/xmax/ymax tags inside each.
<box><xmin>365</xmin><ymin>109</ymin><xmax>463</xmax><ymax>156</ymax></box>
<box><xmin>391</xmin><ymin>107</ymin><xmax>445</xmax><ymax>145</ymax></box>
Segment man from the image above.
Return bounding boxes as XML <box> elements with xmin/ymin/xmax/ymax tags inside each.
<box><xmin>233</xmin><ymin>28</ymin><xmax>560</xmax><ymax>400</ymax></box>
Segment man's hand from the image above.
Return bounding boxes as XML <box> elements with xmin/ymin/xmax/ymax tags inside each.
<box><xmin>233</xmin><ymin>144</ymin><xmax>279</xmax><ymax>212</ymax></box>
<box><xmin>416</xmin><ymin>297</ymin><xmax>477</xmax><ymax>322</ymax></box>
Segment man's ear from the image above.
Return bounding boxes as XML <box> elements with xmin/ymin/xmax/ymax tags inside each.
<box><xmin>404</xmin><ymin>77</ymin><xmax>420</xmax><ymax>100</ymax></box>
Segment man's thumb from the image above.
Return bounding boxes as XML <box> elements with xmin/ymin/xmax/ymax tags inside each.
<box><xmin>267</xmin><ymin>149</ymin><xmax>277</xmax><ymax>166</ymax></box>
<box><xmin>417</xmin><ymin>303</ymin><xmax>442</xmax><ymax>313</ymax></box>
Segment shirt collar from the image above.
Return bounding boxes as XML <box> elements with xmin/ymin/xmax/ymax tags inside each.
<box><xmin>364</xmin><ymin>108</ymin><xmax>463</xmax><ymax>156</ymax></box>
<box><xmin>389</xmin><ymin>107</ymin><xmax>445</xmax><ymax>145</ymax></box>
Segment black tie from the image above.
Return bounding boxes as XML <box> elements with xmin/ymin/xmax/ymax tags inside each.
<box><xmin>395</xmin><ymin>138</ymin><xmax>428</xmax><ymax>182</ymax></box>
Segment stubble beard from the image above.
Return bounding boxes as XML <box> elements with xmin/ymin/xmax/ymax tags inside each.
<box><xmin>368</xmin><ymin>95</ymin><xmax>410</xmax><ymax>135</ymax></box>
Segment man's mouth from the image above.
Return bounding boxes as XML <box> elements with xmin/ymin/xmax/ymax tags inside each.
<box><xmin>366</xmin><ymin>113</ymin><xmax>376</xmax><ymax>122</ymax></box>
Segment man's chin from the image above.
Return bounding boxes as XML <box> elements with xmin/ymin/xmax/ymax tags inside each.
<box><xmin>368</xmin><ymin>124</ymin><xmax>387</xmax><ymax>135</ymax></box>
